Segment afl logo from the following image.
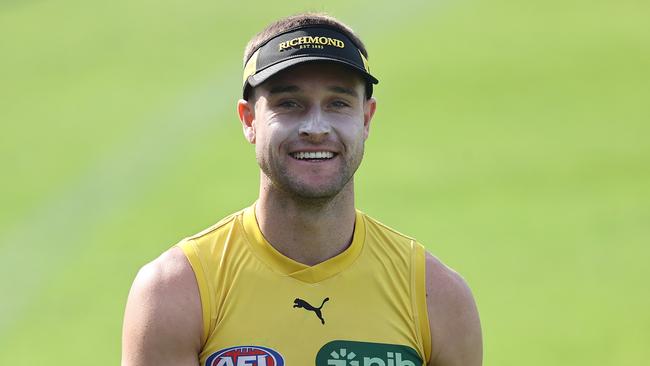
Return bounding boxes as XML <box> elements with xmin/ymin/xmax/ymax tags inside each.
<box><xmin>205</xmin><ymin>345</ymin><xmax>285</xmax><ymax>366</ymax></box>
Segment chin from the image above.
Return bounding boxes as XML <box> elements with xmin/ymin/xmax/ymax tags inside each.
<box><xmin>280</xmin><ymin>177</ymin><xmax>351</xmax><ymax>201</ymax></box>
<box><xmin>285</xmin><ymin>184</ymin><xmax>342</xmax><ymax>200</ymax></box>
<box><xmin>261</xmin><ymin>163</ymin><xmax>354</xmax><ymax>201</ymax></box>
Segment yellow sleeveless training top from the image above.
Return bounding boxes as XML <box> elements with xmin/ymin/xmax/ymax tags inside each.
<box><xmin>176</xmin><ymin>204</ymin><xmax>431</xmax><ymax>366</ymax></box>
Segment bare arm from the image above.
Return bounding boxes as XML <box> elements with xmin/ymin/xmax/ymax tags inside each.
<box><xmin>425</xmin><ymin>253</ymin><xmax>482</xmax><ymax>366</ymax></box>
<box><xmin>122</xmin><ymin>247</ymin><xmax>203</xmax><ymax>366</ymax></box>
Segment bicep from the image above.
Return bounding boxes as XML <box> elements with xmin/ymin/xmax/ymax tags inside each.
<box><xmin>122</xmin><ymin>247</ymin><xmax>203</xmax><ymax>366</ymax></box>
<box><xmin>425</xmin><ymin>253</ymin><xmax>482</xmax><ymax>366</ymax></box>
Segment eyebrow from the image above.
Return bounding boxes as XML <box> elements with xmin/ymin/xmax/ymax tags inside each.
<box><xmin>267</xmin><ymin>84</ymin><xmax>359</xmax><ymax>98</ymax></box>
<box><xmin>327</xmin><ymin>86</ymin><xmax>359</xmax><ymax>98</ymax></box>
<box><xmin>269</xmin><ymin>85</ymin><xmax>300</xmax><ymax>94</ymax></box>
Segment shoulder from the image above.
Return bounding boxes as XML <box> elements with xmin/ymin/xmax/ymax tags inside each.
<box><xmin>359</xmin><ymin>213</ymin><xmax>421</xmax><ymax>271</ymax></box>
<box><xmin>361</xmin><ymin>212</ymin><xmax>416</xmax><ymax>241</ymax></box>
<box><xmin>185</xmin><ymin>208</ymin><xmax>243</xmax><ymax>241</ymax></box>
<box><xmin>425</xmin><ymin>253</ymin><xmax>482</xmax><ymax>366</ymax></box>
<box><xmin>424</xmin><ymin>253</ymin><xmax>473</xmax><ymax>310</ymax></box>
<box><xmin>131</xmin><ymin>247</ymin><xmax>198</xmax><ymax>301</ymax></box>
<box><xmin>122</xmin><ymin>247</ymin><xmax>202</xmax><ymax>365</ymax></box>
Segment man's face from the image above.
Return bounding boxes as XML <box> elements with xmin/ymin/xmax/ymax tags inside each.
<box><xmin>238</xmin><ymin>62</ymin><xmax>377</xmax><ymax>200</ymax></box>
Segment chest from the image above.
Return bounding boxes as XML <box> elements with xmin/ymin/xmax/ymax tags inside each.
<box><xmin>199</xmin><ymin>257</ymin><xmax>424</xmax><ymax>366</ymax></box>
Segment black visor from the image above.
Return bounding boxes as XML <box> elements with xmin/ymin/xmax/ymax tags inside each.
<box><xmin>242</xmin><ymin>25</ymin><xmax>379</xmax><ymax>99</ymax></box>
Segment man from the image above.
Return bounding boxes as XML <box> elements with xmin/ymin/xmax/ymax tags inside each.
<box><xmin>122</xmin><ymin>13</ymin><xmax>482</xmax><ymax>366</ymax></box>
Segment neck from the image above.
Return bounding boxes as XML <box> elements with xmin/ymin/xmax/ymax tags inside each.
<box><xmin>255</xmin><ymin>176</ymin><xmax>357</xmax><ymax>266</ymax></box>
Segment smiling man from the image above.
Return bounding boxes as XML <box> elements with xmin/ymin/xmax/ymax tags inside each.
<box><xmin>122</xmin><ymin>13</ymin><xmax>482</xmax><ymax>366</ymax></box>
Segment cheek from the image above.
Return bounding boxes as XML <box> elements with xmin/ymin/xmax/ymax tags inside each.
<box><xmin>337</xmin><ymin>119</ymin><xmax>366</xmax><ymax>144</ymax></box>
<box><xmin>255</xmin><ymin>124</ymin><xmax>286</xmax><ymax>155</ymax></box>
<box><xmin>255</xmin><ymin>132</ymin><xmax>273</xmax><ymax>156</ymax></box>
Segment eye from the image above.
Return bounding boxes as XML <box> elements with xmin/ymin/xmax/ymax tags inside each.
<box><xmin>277</xmin><ymin>100</ymin><xmax>300</xmax><ymax>109</ymax></box>
<box><xmin>330</xmin><ymin>100</ymin><xmax>351</xmax><ymax>108</ymax></box>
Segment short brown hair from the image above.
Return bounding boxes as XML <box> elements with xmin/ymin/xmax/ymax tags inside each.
<box><xmin>243</xmin><ymin>12</ymin><xmax>369</xmax><ymax>66</ymax></box>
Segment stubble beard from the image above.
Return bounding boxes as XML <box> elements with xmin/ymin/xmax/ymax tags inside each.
<box><xmin>257</xmin><ymin>147</ymin><xmax>364</xmax><ymax>202</ymax></box>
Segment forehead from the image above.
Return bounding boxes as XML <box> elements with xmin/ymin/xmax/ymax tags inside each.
<box><xmin>258</xmin><ymin>62</ymin><xmax>365</xmax><ymax>94</ymax></box>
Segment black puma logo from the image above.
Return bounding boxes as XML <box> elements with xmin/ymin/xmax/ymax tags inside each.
<box><xmin>293</xmin><ymin>297</ymin><xmax>329</xmax><ymax>325</ymax></box>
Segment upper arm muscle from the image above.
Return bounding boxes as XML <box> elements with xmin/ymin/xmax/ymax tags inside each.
<box><xmin>122</xmin><ymin>247</ymin><xmax>203</xmax><ymax>366</ymax></box>
<box><xmin>425</xmin><ymin>253</ymin><xmax>482</xmax><ymax>366</ymax></box>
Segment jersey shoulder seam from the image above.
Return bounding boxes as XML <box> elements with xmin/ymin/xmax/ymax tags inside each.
<box><xmin>185</xmin><ymin>208</ymin><xmax>245</xmax><ymax>241</ymax></box>
<box><xmin>361</xmin><ymin>212</ymin><xmax>417</xmax><ymax>242</ymax></box>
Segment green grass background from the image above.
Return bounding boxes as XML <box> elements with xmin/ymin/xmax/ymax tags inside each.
<box><xmin>1</xmin><ymin>0</ymin><xmax>648</xmax><ymax>364</ymax></box>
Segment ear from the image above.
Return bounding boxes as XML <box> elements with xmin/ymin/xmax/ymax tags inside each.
<box><xmin>362</xmin><ymin>97</ymin><xmax>377</xmax><ymax>140</ymax></box>
<box><xmin>237</xmin><ymin>99</ymin><xmax>256</xmax><ymax>144</ymax></box>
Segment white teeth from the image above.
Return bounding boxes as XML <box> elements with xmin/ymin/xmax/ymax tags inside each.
<box><xmin>291</xmin><ymin>151</ymin><xmax>334</xmax><ymax>160</ymax></box>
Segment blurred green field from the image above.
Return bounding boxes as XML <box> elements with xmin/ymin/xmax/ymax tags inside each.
<box><xmin>1</xmin><ymin>0</ymin><xmax>648</xmax><ymax>365</ymax></box>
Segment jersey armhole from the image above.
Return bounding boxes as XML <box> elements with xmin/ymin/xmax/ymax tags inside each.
<box><xmin>412</xmin><ymin>241</ymin><xmax>432</xmax><ymax>364</ymax></box>
<box><xmin>176</xmin><ymin>239</ymin><xmax>211</xmax><ymax>347</ymax></box>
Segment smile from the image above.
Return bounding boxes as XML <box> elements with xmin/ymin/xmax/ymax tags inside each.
<box><xmin>290</xmin><ymin>151</ymin><xmax>336</xmax><ymax>160</ymax></box>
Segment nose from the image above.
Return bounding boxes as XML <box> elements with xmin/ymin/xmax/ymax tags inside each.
<box><xmin>298</xmin><ymin>108</ymin><xmax>331</xmax><ymax>142</ymax></box>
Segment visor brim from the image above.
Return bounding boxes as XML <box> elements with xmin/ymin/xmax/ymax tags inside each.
<box><xmin>245</xmin><ymin>56</ymin><xmax>378</xmax><ymax>91</ymax></box>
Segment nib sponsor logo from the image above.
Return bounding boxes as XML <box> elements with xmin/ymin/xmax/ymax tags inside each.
<box><xmin>317</xmin><ymin>341</ymin><xmax>422</xmax><ymax>366</ymax></box>
<box><xmin>328</xmin><ymin>348</ymin><xmax>358</xmax><ymax>366</ymax></box>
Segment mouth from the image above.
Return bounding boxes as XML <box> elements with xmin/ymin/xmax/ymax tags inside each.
<box><xmin>289</xmin><ymin>151</ymin><xmax>337</xmax><ymax>161</ymax></box>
